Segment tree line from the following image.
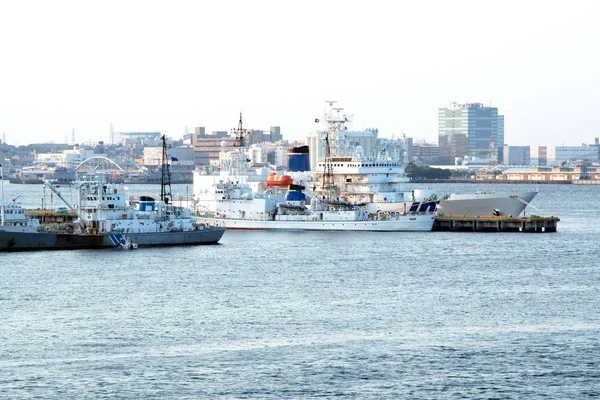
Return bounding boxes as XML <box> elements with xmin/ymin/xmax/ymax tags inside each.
<box><xmin>405</xmin><ymin>162</ymin><xmax>452</xmax><ymax>180</ymax></box>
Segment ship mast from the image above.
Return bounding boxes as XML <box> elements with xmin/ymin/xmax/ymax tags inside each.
<box><xmin>232</xmin><ymin>111</ymin><xmax>248</xmax><ymax>148</ymax></box>
<box><xmin>322</xmin><ymin>130</ymin><xmax>333</xmax><ymax>193</ymax></box>
<box><xmin>160</xmin><ymin>135</ymin><xmax>172</xmax><ymax>203</ymax></box>
<box><xmin>318</xmin><ymin>101</ymin><xmax>353</xmax><ymax>197</ymax></box>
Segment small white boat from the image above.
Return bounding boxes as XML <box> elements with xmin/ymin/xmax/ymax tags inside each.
<box><xmin>120</xmin><ymin>236</ymin><xmax>138</xmax><ymax>250</ymax></box>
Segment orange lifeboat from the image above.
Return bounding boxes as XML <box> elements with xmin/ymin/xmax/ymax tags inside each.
<box><xmin>266</xmin><ymin>172</ymin><xmax>293</xmax><ymax>187</ymax></box>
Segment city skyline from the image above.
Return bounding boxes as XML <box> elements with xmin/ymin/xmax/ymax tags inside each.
<box><xmin>1</xmin><ymin>1</ymin><xmax>599</xmax><ymax>147</ymax></box>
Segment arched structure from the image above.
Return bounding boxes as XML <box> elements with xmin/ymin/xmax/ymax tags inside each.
<box><xmin>75</xmin><ymin>156</ymin><xmax>125</xmax><ymax>173</ymax></box>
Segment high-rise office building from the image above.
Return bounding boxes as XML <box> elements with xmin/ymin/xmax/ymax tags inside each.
<box><xmin>438</xmin><ymin>102</ymin><xmax>504</xmax><ymax>164</ymax></box>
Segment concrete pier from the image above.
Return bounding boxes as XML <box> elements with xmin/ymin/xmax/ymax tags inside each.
<box><xmin>433</xmin><ymin>215</ymin><xmax>560</xmax><ymax>232</ymax></box>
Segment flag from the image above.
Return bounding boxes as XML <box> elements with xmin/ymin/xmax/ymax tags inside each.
<box><xmin>171</xmin><ymin>156</ymin><xmax>179</xmax><ymax>162</ymax></box>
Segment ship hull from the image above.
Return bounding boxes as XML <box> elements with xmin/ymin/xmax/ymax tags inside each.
<box><xmin>0</xmin><ymin>228</ymin><xmax>225</xmax><ymax>252</ymax></box>
<box><xmin>372</xmin><ymin>191</ymin><xmax>538</xmax><ymax>217</ymax></box>
<box><xmin>437</xmin><ymin>191</ymin><xmax>537</xmax><ymax>217</ymax></box>
<box><xmin>198</xmin><ymin>214</ymin><xmax>435</xmax><ymax>231</ymax></box>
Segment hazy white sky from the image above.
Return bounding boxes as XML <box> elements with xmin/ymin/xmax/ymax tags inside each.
<box><xmin>1</xmin><ymin>0</ymin><xmax>598</xmax><ymax>147</ymax></box>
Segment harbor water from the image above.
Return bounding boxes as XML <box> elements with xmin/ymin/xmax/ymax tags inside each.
<box><xmin>1</xmin><ymin>182</ymin><xmax>599</xmax><ymax>398</ymax></box>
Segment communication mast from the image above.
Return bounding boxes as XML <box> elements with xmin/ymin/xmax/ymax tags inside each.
<box><xmin>232</xmin><ymin>112</ymin><xmax>249</xmax><ymax>147</ymax></box>
<box><xmin>160</xmin><ymin>135</ymin><xmax>173</xmax><ymax>203</ymax></box>
<box><xmin>317</xmin><ymin>101</ymin><xmax>353</xmax><ymax>196</ymax></box>
<box><xmin>71</xmin><ymin>128</ymin><xmax>76</xmax><ymax>145</ymax></box>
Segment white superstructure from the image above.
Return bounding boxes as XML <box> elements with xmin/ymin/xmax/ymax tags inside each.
<box><xmin>1</xmin><ymin>163</ymin><xmax>41</xmax><ymax>233</ymax></box>
<box><xmin>193</xmin><ymin>175</ymin><xmax>434</xmax><ymax>231</ymax></box>
<box><xmin>190</xmin><ymin>105</ymin><xmax>435</xmax><ymax>232</ymax></box>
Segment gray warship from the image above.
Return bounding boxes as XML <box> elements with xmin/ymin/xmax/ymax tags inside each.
<box><xmin>0</xmin><ymin>136</ymin><xmax>225</xmax><ymax>251</ymax></box>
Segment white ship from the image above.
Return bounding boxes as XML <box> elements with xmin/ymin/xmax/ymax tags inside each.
<box><xmin>1</xmin><ymin>164</ymin><xmax>41</xmax><ymax>233</ymax></box>
<box><xmin>191</xmin><ymin>110</ymin><xmax>435</xmax><ymax>231</ymax></box>
<box><xmin>194</xmin><ymin>175</ymin><xmax>434</xmax><ymax>231</ymax></box>
<box><xmin>0</xmin><ymin>199</ymin><xmax>41</xmax><ymax>233</ymax></box>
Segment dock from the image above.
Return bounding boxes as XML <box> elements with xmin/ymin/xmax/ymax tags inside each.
<box><xmin>433</xmin><ymin>215</ymin><xmax>560</xmax><ymax>232</ymax></box>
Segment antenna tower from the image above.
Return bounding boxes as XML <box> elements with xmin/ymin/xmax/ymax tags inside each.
<box><xmin>317</xmin><ymin>101</ymin><xmax>353</xmax><ymax>196</ymax></box>
<box><xmin>232</xmin><ymin>112</ymin><xmax>249</xmax><ymax>147</ymax></box>
<box><xmin>71</xmin><ymin>128</ymin><xmax>76</xmax><ymax>145</ymax></box>
<box><xmin>110</xmin><ymin>123</ymin><xmax>115</xmax><ymax>145</ymax></box>
<box><xmin>160</xmin><ymin>135</ymin><xmax>173</xmax><ymax>203</ymax></box>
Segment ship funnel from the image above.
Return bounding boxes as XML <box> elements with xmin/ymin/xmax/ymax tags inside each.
<box><xmin>287</xmin><ymin>145</ymin><xmax>310</xmax><ymax>172</ymax></box>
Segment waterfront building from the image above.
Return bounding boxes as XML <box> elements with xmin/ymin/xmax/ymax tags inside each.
<box><xmin>503</xmin><ymin>145</ymin><xmax>531</xmax><ymax>166</ymax></box>
<box><xmin>379</xmin><ymin>135</ymin><xmax>412</xmax><ymax>165</ymax></box>
<box><xmin>503</xmin><ymin>166</ymin><xmax>600</xmax><ymax>181</ymax></box>
<box><xmin>17</xmin><ymin>166</ymin><xmax>54</xmax><ymax>182</ymax></box>
<box><xmin>188</xmin><ymin>125</ymin><xmax>283</xmax><ymax>166</ymax></box>
<box><xmin>245</xmin><ymin>127</ymin><xmax>282</xmax><ymax>146</ymax></box>
<box><xmin>438</xmin><ymin>102</ymin><xmax>504</xmax><ymax>165</ymax></box>
<box><xmin>120</xmin><ymin>132</ymin><xmax>161</xmax><ymax>146</ymax></box>
<box><xmin>530</xmin><ymin>146</ymin><xmax>547</xmax><ymax>166</ymax></box>
<box><xmin>272</xmin><ymin>145</ymin><xmax>289</xmax><ymax>168</ymax></box>
<box><xmin>530</xmin><ymin>144</ymin><xmax>599</xmax><ymax>167</ymax></box>
<box><xmin>412</xmin><ymin>143</ymin><xmax>440</xmax><ymax>165</ymax></box>
<box><xmin>243</xmin><ymin>143</ymin><xmax>290</xmax><ymax>168</ymax></box>
<box><xmin>35</xmin><ymin>147</ymin><xmax>97</xmax><ymax>169</ymax></box>
<box><xmin>188</xmin><ymin>127</ymin><xmax>230</xmax><ymax>166</ymax></box>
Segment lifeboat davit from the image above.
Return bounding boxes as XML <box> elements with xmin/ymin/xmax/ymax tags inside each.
<box><xmin>266</xmin><ymin>172</ymin><xmax>293</xmax><ymax>187</ymax></box>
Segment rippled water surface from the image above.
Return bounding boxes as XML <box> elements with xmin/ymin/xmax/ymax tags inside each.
<box><xmin>1</xmin><ymin>183</ymin><xmax>599</xmax><ymax>398</ymax></box>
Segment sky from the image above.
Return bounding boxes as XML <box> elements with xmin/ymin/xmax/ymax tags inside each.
<box><xmin>1</xmin><ymin>0</ymin><xmax>599</xmax><ymax>147</ymax></box>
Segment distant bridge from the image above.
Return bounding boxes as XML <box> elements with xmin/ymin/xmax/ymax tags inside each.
<box><xmin>75</xmin><ymin>156</ymin><xmax>145</xmax><ymax>174</ymax></box>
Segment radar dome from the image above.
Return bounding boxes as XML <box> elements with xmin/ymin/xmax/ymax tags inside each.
<box><xmin>221</xmin><ymin>140</ymin><xmax>228</xmax><ymax>147</ymax></box>
<box><xmin>356</xmin><ymin>145</ymin><xmax>364</xmax><ymax>155</ymax></box>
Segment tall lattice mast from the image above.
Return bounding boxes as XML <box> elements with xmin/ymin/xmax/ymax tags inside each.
<box><xmin>232</xmin><ymin>112</ymin><xmax>248</xmax><ymax>148</ymax></box>
<box><xmin>160</xmin><ymin>135</ymin><xmax>172</xmax><ymax>203</ymax></box>
<box><xmin>318</xmin><ymin>101</ymin><xmax>353</xmax><ymax>196</ymax></box>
